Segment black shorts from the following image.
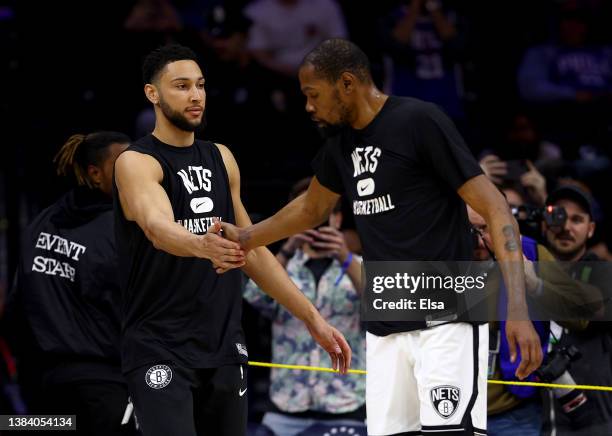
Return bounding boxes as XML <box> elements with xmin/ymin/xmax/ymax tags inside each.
<box><xmin>126</xmin><ymin>362</ymin><xmax>247</xmax><ymax>436</ymax></box>
<box><xmin>33</xmin><ymin>381</ymin><xmax>136</xmax><ymax>436</ymax></box>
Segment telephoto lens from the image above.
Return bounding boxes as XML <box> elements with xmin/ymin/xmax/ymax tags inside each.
<box><xmin>536</xmin><ymin>346</ymin><xmax>594</xmax><ymax>428</ymax></box>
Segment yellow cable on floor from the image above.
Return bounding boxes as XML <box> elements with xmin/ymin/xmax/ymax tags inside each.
<box><xmin>248</xmin><ymin>361</ymin><xmax>612</xmax><ymax>392</ymax></box>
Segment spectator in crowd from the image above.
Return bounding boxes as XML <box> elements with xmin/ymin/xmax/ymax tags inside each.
<box><xmin>541</xmin><ymin>184</ymin><xmax>612</xmax><ymax>435</ymax></box>
<box><xmin>380</xmin><ymin>0</ymin><xmax>465</xmax><ymax>120</ymax></box>
<box><xmin>244</xmin><ymin>177</ymin><xmax>365</xmax><ymax>436</ymax></box>
<box><xmin>124</xmin><ymin>0</ymin><xmax>182</xmax><ymax>33</ymax></box>
<box><xmin>468</xmin><ymin>203</ymin><xmax>600</xmax><ymax>436</ymax></box>
<box><xmin>517</xmin><ymin>6</ymin><xmax>612</xmax><ymax>105</ymax></box>
<box><xmin>480</xmin><ymin>155</ymin><xmax>548</xmax><ymax>206</ymax></box>
<box><xmin>517</xmin><ymin>2</ymin><xmax>612</xmax><ymax>156</ymax></box>
<box><xmin>244</xmin><ymin>0</ymin><xmax>347</xmax><ymax>78</ymax></box>
<box><xmin>502</xmin><ymin>113</ymin><xmax>562</xmax><ymax>166</ymax></box>
<box><xmin>196</xmin><ymin>4</ymin><xmax>280</xmax><ymax>176</ymax></box>
<box><xmin>4</xmin><ymin>132</ymin><xmax>136</xmax><ymax>435</ymax></box>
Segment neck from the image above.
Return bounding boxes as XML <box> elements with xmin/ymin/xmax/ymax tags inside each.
<box><xmin>152</xmin><ymin>111</ymin><xmax>194</xmax><ymax>147</ymax></box>
<box><xmin>554</xmin><ymin>246</ymin><xmax>587</xmax><ymax>262</ymax></box>
<box><xmin>350</xmin><ymin>86</ymin><xmax>389</xmax><ymax>130</ymax></box>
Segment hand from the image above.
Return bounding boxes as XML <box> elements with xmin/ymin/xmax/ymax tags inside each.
<box><xmin>219</xmin><ymin>221</ymin><xmax>242</xmax><ymax>244</ymax></box>
<box><xmin>520</xmin><ymin>161</ymin><xmax>547</xmax><ymax>205</ymax></box>
<box><xmin>201</xmin><ymin>220</ymin><xmax>245</xmax><ymax>272</ymax></box>
<box><xmin>479</xmin><ymin>155</ymin><xmax>507</xmax><ymax>185</ymax></box>
<box><xmin>505</xmin><ymin>319</ymin><xmax>543</xmax><ymax>380</ymax></box>
<box><xmin>305</xmin><ymin>314</ymin><xmax>352</xmax><ymax>374</ymax></box>
<box><xmin>309</xmin><ymin>227</ymin><xmax>351</xmax><ymax>262</ymax></box>
<box><xmin>282</xmin><ymin>232</ymin><xmax>315</xmax><ymax>255</ymax></box>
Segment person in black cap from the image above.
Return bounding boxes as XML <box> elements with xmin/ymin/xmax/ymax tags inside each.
<box><xmin>542</xmin><ymin>184</ymin><xmax>612</xmax><ymax>435</ymax></box>
<box><xmin>544</xmin><ymin>185</ymin><xmax>595</xmax><ymax>262</ymax></box>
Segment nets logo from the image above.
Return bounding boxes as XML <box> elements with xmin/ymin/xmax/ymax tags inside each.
<box><xmin>236</xmin><ymin>343</ymin><xmax>248</xmax><ymax>357</ymax></box>
<box><xmin>430</xmin><ymin>385</ymin><xmax>460</xmax><ymax>419</ymax></box>
<box><xmin>145</xmin><ymin>365</ymin><xmax>173</xmax><ymax>389</ymax></box>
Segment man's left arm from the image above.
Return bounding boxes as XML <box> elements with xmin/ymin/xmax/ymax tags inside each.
<box><xmin>215</xmin><ymin>144</ymin><xmax>352</xmax><ymax>373</ymax></box>
<box><xmin>459</xmin><ymin>174</ymin><xmax>543</xmax><ymax>379</ymax></box>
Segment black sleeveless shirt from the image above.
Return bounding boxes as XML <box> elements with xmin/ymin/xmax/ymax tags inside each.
<box><xmin>113</xmin><ymin>134</ymin><xmax>246</xmax><ymax>372</ymax></box>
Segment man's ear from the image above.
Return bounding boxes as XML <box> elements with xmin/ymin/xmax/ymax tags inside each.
<box><xmin>87</xmin><ymin>164</ymin><xmax>102</xmax><ymax>187</ymax></box>
<box><xmin>588</xmin><ymin>221</ymin><xmax>596</xmax><ymax>239</ymax></box>
<box><xmin>340</xmin><ymin>71</ymin><xmax>355</xmax><ymax>94</ymax></box>
<box><xmin>145</xmin><ymin>83</ymin><xmax>159</xmax><ymax>105</ymax></box>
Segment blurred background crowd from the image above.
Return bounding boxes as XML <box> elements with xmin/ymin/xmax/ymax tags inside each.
<box><xmin>1</xmin><ymin>0</ymin><xmax>611</xmax><ymax>435</ymax></box>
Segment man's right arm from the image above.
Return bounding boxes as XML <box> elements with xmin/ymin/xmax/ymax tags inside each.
<box><xmin>114</xmin><ymin>151</ymin><xmax>245</xmax><ymax>268</ymax></box>
<box><xmin>223</xmin><ymin>176</ymin><xmax>340</xmax><ymax>250</ymax></box>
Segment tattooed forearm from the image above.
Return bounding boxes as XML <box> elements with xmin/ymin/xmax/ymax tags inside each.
<box><xmin>502</xmin><ymin>224</ymin><xmax>519</xmax><ymax>252</ymax></box>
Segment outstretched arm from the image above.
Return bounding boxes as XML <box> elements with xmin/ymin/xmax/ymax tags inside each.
<box><xmin>222</xmin><ymin>176</ymin><xmax>340</xmax><ymax>251</ymax></box>
<box><xmin>216</xmin><ymin>144</ymin><xmax>352</xmax><ymax>373</ymax></box>
<box><xmin>459</xmin><ymin>174</ymin><xmax>543</xmax><ymax>379</ymax></box>
<box><xmin>114</xmin><ymin>150</ymin><xmax>245</xmax><ymax>269</ymax></box>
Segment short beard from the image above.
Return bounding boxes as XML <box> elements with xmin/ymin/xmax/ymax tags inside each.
<box><xmin>549</xmin><ymin>240</ymin><xmax>585</xmax><ymax>261</ymax></box>
<box><xmin>315</xmin><ymin>91</ymin><xmax>351</xmax><ymax>139</ymax></box>
<box><xmin>159</xmin><ymin>97</ymin><xmax>205</xmax><ymax>133</ymax></box>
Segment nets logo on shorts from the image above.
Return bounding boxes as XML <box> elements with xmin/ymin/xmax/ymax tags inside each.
<box><xmin>145</xmin><ymin>365</ymin><xmax>173</xmax><ymax>389</ymax></box>
<box><xmin>430</xmin><ymin>385</ymin><xmax>460</xmax><ymax>419</ymax></box>
<box><xmin>236</xmin><ymin>343</ymin><xmax>248</xmax><ymax>357</ymax></box>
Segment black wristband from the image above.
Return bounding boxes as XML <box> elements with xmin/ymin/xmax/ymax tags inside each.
<box><xmin>279</xmin><ymin>248</ymin><xmax>295</xmax><ymax>258</ymax></box>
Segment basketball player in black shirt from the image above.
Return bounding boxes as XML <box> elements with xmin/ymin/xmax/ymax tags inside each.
<box><xmin>113</xmin><ymin>44</ymin><xmax>351</xmax><ymax>436</ymax></box>
<box><xmin>222</xmin><ymin>39</ymin><xmax>543</xmax><ymax>435</ymax></box>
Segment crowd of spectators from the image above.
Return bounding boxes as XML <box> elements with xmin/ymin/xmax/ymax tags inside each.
<box><xmin>1</xmin><ymin>0</ymin><xmax>611</xmax><ymax>434</ymax></box>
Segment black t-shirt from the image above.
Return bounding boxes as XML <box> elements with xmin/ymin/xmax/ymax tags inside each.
<box><xmin>312</xmin><ymin>96</ymin><xmax>482</xmax><ymax>335</ymax></box>
<box><xmin>114</xmin><ymin>135</ymin><xmax>246</xmax><ymax>372</ymax></box>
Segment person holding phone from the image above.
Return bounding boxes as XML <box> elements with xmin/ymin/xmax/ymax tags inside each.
<box><xmin>243</xmin><ymin>177</ymin><xmax>365</xmax><ymax>436</ymax></box>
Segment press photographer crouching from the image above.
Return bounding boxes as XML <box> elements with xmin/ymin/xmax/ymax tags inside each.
<box><xmin>468</xmin><ymin>199</ymin><xmax>600</xmax><ymax>436</ymax></box>
<box><xmin>540</xmin><ymin>185</ymin><xmax>612</xmax><ymax>436</ymax></box>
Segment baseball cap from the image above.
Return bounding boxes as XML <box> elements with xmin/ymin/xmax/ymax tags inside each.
<box><xmin>546</xmin><ymin>185</ymin><xmax>593</xmax><ymax>218</ymax></box>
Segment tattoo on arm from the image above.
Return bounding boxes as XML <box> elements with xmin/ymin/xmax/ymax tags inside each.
<box><xmin>502</xmin><ymin>224</ymin><xmax>519</xmax><ymax>252</ymax></box>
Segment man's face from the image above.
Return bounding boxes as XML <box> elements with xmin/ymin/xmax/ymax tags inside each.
<box><xmin>467</xmin><ymin>206</ymin><xmax>492</xmax><ymax>261</ymax></box>
<box><xmin>299</xmin><ymin>64</ymin><xmax>352</xmax><ymax>132</ymax></box>
<box><xmin>155</xmin><ymin>60</ymin><xmax>206</xmax><ymax>132</ymax></box>
<box><xmin>546</xmin><ymin>199</ymin><xmax>594</xmax><ymax>258</ymax></box>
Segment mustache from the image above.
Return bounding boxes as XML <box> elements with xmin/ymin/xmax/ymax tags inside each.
<box><xmin>555</xmin><ymin>232</ymin><xmax>575</xmax><ymax>241</ymax></box>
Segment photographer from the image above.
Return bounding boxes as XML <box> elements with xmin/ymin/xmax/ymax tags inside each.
<box><xmin>468</xmin><ymin>204</ymin><xmax>600</xmax><ymax>436</ymax></box>
<box><xmin>243</xmin><ymin>178</ymin><xmax>365</xmax><ymax>436</ymax></box>
<box><xmin>542</xmin><ymin>185</ymin><xmax>612</xmax><ymax>435</ymax></box>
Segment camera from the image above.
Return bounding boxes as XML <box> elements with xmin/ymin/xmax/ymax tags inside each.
<box><xmin>510</xmin><ymin>205</ymin><xmax>567</xmax><ymax>243</ymax></box>
<box><xmin>535</xmin><ymin>345</ymin><xmax>593</xmax><ymax>428</ymax></box>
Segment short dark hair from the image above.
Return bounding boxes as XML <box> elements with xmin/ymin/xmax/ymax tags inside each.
<box><xmin>301</xmin><ymin>38</ymin><xmax>372</xmax><ymax>83</ymax></box>
<box><xmin>142</xmin><ymin>44</ymin><xmax>199</xmax><ymax>84</ymax></box>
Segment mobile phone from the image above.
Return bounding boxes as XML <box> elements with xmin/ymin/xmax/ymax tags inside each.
<box><xmin>504</xmin><ymin>159</ymin><xmax>528</xmax><ymax>181</ymax></box>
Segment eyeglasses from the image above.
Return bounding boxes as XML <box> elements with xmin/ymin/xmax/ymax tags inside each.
<box><xmin>470</xmin><ymin>225</ymin><xmax>496</xmax><ymax>259</ymax></box>
<box><xmin>470</xmin><ymin>226</ymin><xmax>485</xmax><ymax>245</ymax></box>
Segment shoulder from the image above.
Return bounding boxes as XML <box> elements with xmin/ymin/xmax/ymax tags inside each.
<box><xmin>212</xmin><ymin>142</ymin><xmax>235</xmax><ymax>162</ymax></box>
<box><xmin>115</xmin><ymin>149</ymin><xmax>163</xmax><ymax>183</ymax></box>
<box><xmin>382</xmin><ymin>96</ymin><xmax>439</xmax><ymax>123</ymax></box>
<box><xmin>23</xmin><ymin>201</ymin><xmax>61</xmax><ymax>236</ymax></box>
<box><xmin>213</xmin><ymin>143</ymin><xmax>240</xmax><ymax>185</ymax></box>
<box><xmin>536</xmin><ymin>243</ymin><xmax>555</xmax><ymax>261</ymax></box>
